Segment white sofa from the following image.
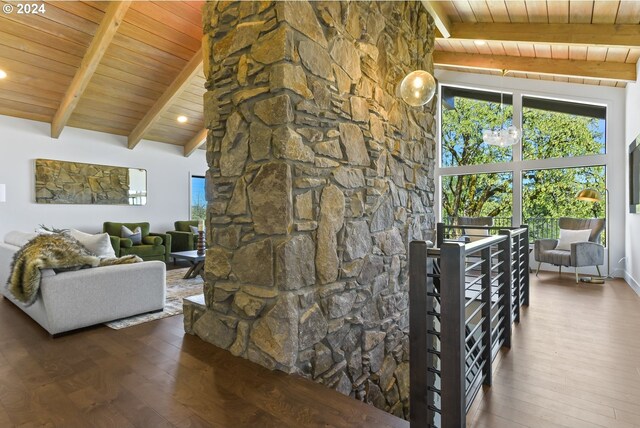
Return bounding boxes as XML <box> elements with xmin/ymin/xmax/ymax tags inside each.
<box><xmin>0</xmin><ymin>231</ymin><xmax>166</xmax><ymax>335</ymax></box>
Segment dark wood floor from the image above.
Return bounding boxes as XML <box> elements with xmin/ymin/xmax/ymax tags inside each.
<box><xmin>1</xmin><ymin>272</ymin><xmax>639</xmax><ymax>427</ymax></box>
<box><xmin>0</xmin><ymin>297</ymin><xmax>407</xmax><ymax>428</ymax></box>
<box><xmin>469</xmin><ymin>273</ymin><xmax>640</xmax><ymax>428</ymax></box>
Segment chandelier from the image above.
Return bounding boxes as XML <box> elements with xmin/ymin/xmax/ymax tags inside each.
<box><xmin>482</xmin><ymin>70</ymin><xmax>521</xmax><ymax>147</ymax></box>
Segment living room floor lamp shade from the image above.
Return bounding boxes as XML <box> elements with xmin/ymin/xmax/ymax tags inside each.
<box><xmin>0</xmin><ymin>184</ymin><xmax>5</xmax><ymax>203</ymax></box>
<box><xmin>576</xmin><ymin>187</ymin><xmax>610</xmax><ymax>278</ymax></box>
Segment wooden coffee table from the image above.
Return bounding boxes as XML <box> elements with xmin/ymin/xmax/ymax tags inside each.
<box><xmin>170</xmin><ymin>250</ymin><xmax>205</xmax><ymax>279</ymax></box>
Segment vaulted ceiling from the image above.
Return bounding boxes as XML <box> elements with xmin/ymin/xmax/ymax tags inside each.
<box><xmin>0</xmin><ymin>0</ymin><xmax>206</xmax><ymax>156</ymax></box>
<box><xmin>0</xmin><ymin>1</ymin><xmax>638</xmax><ymax>155</ymax></box>
<box><xmin>426</xmin><ymin>0</ymin><xmax>640</xmax><ymax>87</ymax></box>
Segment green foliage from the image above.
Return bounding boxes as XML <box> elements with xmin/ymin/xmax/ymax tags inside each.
<box><xmin>191</xmin><ymin>195</ymin><xmax>206</xmax><ymax>221</ymax></box>
<box><xmin>442</xmin><ymin>98</ymin><xmax>512</xmax><ymax>167</ymax></box>
<box><xmin>441</xmin><ymin>97</ymin><xmax>514</xmax><ymax>219</ymax></box>
<box><xmin>522</xmin><ymin>108</ymin><xmax>605</xmax><ymax>222</ymax></box>
<box><xmin>522</xmin><ymin>108</ymin><xmax>604</xmax><ymax>160</ymax></box>
<box><xmin>442</xmin><ymin>173</ymin><xmax>513</xmax><ymax>219</ymax></box>
<box><xmin>441</xmin><ymin>98</ymin><xmax>606</xmax><ymax>227</ymax></box>
<box><xmin>522</xmin><ymin>167</ymin><xmax>605</xmax><ymax>221</ymax></box>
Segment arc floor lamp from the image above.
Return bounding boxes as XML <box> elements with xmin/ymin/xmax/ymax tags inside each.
<box><xmin>576</xmin><ymin>187</ymin><xmax>610</xmax><ymax>279</ymax></box>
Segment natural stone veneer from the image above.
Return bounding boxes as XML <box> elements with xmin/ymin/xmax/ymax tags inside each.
<box><xmin>187</xmin><ymin>0</ymin><xmax>436</xmax><ymax>419</ymax></box>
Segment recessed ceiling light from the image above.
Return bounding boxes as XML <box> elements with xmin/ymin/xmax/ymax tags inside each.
<box><xmin>177</xmin><ymin>115</ymin><xmax>188</xmax><ymax>123</ymax></box>
<box><xmin>0</xmin><ymin>69</ymin><xmax>7</xmax><ymax>79</ymax></box>
<box><xmin>474</xmin><ymin>40</ymin><xmax>487</xmax><ymax>46</ymax></box>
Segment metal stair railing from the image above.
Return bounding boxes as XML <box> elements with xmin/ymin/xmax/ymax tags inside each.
<box><xmin>409</xmin><ymin>224</ymin><xmax>529</xmax><ymax>427</ymax></box>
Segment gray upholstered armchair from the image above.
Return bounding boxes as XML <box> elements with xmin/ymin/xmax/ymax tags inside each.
<box><xmin>534</xmin><ymin>217</ymin><xmax>605</xmax><ymax>283</ymax></box>
<box><xmin>454</xmin><ymin>216</ymin><xmax>494</xmax><ymax>227</ymax></box>
<box><xmin>454</xmin><ymin>216</ymin><xmax>494</xmax><ymax>242</ymax></box>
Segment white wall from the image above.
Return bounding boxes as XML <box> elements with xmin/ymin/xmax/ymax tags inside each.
<box><xmin>625</xmin><ymin>62</ymin><xmax>640</xmax><ymax>294</ymax></box>
<box><xmin>0</xmin><ymin>115</ymin><xmax>207</xmax><ymax>238</ymax></box>
<box><xmin>435</xmin><ymin>70</ymin><xmax>627</xmax><ymax>278</ymax></box>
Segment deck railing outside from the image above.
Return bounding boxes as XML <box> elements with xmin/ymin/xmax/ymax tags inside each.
<box><xmin>443</xmin><ymin>216</ymin><xmax>562</xmax><ymax>240</ymax></box>
<box><xmin>409</xmin><ymin>224</ymin><xmax>529</xmax><ymax>427</ymax></box>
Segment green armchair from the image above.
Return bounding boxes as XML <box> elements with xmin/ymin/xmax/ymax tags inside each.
<box><xmin>167</xmin><ymin>221</ymin><xmax>199</xmax><ymax>253</ymax></box>
<box><xmin>103</xmin><ymin>222</ymin><xmax>172</xmax><ymax>263</ymax></box>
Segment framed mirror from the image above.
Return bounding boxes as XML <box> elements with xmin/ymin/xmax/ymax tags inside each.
<box><xmin>35</xmin><ymin>159</ymin><xmax>147</xmax><ymax>205</ymax></box>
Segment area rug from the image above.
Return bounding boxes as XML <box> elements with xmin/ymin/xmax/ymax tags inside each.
<box><xmin>105</xmin><ymin>267</ymin><xmax>204</xmax><ymax>330</ymax></box>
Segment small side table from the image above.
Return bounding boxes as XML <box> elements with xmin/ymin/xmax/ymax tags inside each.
<box><xmin>170</xmin><ymin>250</ymin><xmax>205</xmax><ymax>279</ymax></box>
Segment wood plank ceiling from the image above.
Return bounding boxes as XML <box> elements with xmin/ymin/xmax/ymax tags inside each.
<box><xmin>428</xmin><ymin>0</ymin><xmax>640</xmax><ymax>87</ymax></box>
<box><xmin>0</xmin><ymin>0</ymin><xmax>638</xmax><ymax>153</ymax></box>
<box><xmin>0</xmin><ymin>0</ymin><xmax>206</xmax><ymax>156</ymax></box>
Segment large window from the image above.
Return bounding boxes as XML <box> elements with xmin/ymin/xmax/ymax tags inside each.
<box><xmin>439</xmin><ymin>84</ymin><xmax>608</xmax><ymax>243</ymax></box>
<box><xmin>441</xmin><ymin>86</ymin><xmax>512</xmax><ymax>167</ymax></box>
<box><xmin>522</xmin><ymin>96</ymin><xmax>606</xmax><ymax>160</ymax></box>
<box><xmin>441</xmin><ymin>172</ymin><xmax>513</xmax><ymax>224</ymax></box>
<box><xmin>191</xmin><ymin>175</ymin><xmax>206</xmax><ymax>220</ymax></box>
<box><xmin>522</xmin><ymin>166</ymin><xmax>606</xmax><ymax>241</ymax></box>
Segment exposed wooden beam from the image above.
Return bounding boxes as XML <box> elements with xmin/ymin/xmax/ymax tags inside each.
<box><xmin>128</xmin><ymin>48</ymin><xmax>203</xmax><ymax>150</ymax></box>
<box><xmin>421</xmin><ymin>1</ymin><xmax>451</xmax><ymax>39</ymax></box>
<box><xmin>51</xmin><ymin>1</ymin><xmax>131</xmax><ymax>138</ymax></box>
<box><xmin>445</xmin><ymin>23</ymin><xmax>640</xmax><ymax>48</ymax></box>
<box><xmin>184</xmin><ymin>128</ymin><xmax>208</xmax><ymax>157</ymax></box>
<box><xmin>433</xmin><ymin>51</ymin><xmax>637</xmax><ymax>82</ymax></box>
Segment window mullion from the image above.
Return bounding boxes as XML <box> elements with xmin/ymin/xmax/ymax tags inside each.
<box><xmin>512</xmin><ymin>91</ymin><xmax>523</xmax><ymax>226</ymax></box>
<box><xmin>512</xmin><ymin>90</ymin><xmax>523</xmax><ymax>163</ymax></box>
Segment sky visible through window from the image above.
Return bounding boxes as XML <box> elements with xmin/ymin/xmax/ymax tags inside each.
<box><xmin>192</xmin><ymin>176</ymin><xmax>205</xmax><ymax>203</ymax></box>
<box><xmin>191</xmin><ymin>176</ymin><xmax>206</xmax><ymax>220</ymax></box>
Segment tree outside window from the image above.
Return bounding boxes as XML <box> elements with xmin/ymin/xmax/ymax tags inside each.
<box><xmin>440</xmin><ymin>86</ymin><xmax>607</xmax><ymax>237</ymax></box>
<box><xmin>441</xmin><ymin>93</ymin><xmax>513</xmax><ymax>168</ymax></box>
<box><xmin>442</xmin><ymin>172</ymin><xmax>513</xmax><ymax>223</ymax></box>
<box><xmin>191</xmin><ymin>175</ymin><xmax>206</xmax><ymax>220</ymax></box>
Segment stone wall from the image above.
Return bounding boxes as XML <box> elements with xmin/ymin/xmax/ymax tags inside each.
<box><xmin>186</xmin><ymin>0</ymin><xmax>436</xmax><ymax>418</ymax></box>
<box><xmin>35</xmin><ymin>159</ymin><xmax>131</xmax><ymax>204</ymax></box>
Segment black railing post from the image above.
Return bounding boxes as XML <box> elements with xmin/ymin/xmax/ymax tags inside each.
<box><xmin>498</xmin><ymin>230</ymin><xmax>513</xmax><ymax>349</ymax></box>
<box><xmin>440</xmin><ymin>242</ymin><xmax>466</xmax><ymax>427</ymax></box>
<box><xmin>521</xmin><ymin>225</ymin><xmax>530</xmax><ymax>307</ymax></box>
<box><xmin>425</xmin><ymin>251</ymin><xmax>436</xmax><ymax>428</ymax></box>
<box><xmin>512</xmin><ymin>232</ymin><xmax>521</xmax><ymax>324</ymax></box>
<box><xmin>480</xmin><ymin>246</ymin><xmax>492</xmax><ymax>386</ymax></box>
<box><xmin>436</xmin><ymin>222</ymin><xmax>445</xmax><ymax>247</ymax></box>
<box><xmin>409</xmin><ymin>241</ymin><xmax>431</xmax><ymax>427</ymax></box>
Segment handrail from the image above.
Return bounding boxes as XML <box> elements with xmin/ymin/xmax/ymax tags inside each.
<box><xmin>463</xmin><ymin>234</ymin><xmax>506</xmax><ymax>255</ymax></box>
<box><xmin>409</xmin><ymin>225</ymin><xmax>529</xmax><ymax>427</ymax></box>
<box><xmin>442</xmin><ymin>224</ymin><xmax>496</xmax><ymax>230</ymax></box>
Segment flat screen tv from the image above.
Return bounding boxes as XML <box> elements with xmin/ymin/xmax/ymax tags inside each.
<box><xmin>630</xmin><ymin>134</ymin><xmax>640</xmax><ymax>213</ymax></box>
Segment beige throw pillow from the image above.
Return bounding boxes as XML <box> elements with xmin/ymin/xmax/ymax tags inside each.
<box><xmin>556</xmin><ymin>228</ymin><xmax>591</xmax><ymax>251</ymax></box>
<box><xmin>69</xmin><ymin>229</ymin><xmax>117</xmax><ymax>259</ymax></box>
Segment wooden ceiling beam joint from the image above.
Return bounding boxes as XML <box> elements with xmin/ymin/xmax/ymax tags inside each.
<box><xmin>445</xmin><ymin>23</ymin><xmax>640</xmax><ymax>48</ymax></box>
<box><xmin>127</xmin><ymin>48</ymin><xmax>203</xmax><ymax>150</ymax></box>
<box><xmin>434</xmin><ymin>51</ymin><xmax>637</xmax><ymax>82</ymax></box>
<box><xmin>50</xmin><ymin>0</ymin><xmax>131</xmax><ymax>139</ymax></box>
<box><xmin>421</xmin><ymin>0</ymin><xmax>451</xmax><ymax>39</ymax></box>
<box><xmin>183</xmin><ymin>128</ymin><xmax>208</xmax><ymax>157</ymax></box>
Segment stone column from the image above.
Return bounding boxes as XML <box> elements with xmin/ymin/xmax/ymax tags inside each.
<box><xmin>186</xmin><ymin>0</ymin><xmax>436</xmax><ymax>419</ymax></box>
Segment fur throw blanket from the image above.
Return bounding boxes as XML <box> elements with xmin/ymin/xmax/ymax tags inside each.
<box><xmin>8</xmin><ymin>233</ymin><xmax>141</xmax><ymax>306</ymax></box>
